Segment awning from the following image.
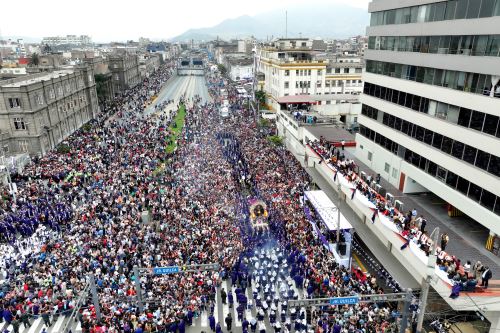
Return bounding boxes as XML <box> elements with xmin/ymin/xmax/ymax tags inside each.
<box><xmin>277</xmin><ymin>95</ymin><xmax>316</xmax><ymax>104</ymax></box>
<box><xmin>304</xmin><ymin>190</ymin><xmax>353</xmax><ymax>231</ymax></box>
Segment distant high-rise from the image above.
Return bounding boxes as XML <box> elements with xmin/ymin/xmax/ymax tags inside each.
<box><xmin>357</xmin><ymin>0</ymin><xmax>500</xmax><ymax>246</ymax></box>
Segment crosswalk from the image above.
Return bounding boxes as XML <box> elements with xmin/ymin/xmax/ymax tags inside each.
<box><xmin>0</xmin><ymin>315</ymin><xmax>82</xmax><ymax>333</ymax></box>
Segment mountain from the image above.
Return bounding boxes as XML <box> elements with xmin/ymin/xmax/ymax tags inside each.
<box><xmin>171</xmin><ymin>3</ymin><xmax>369</xmax><ymax>42</ymax></box>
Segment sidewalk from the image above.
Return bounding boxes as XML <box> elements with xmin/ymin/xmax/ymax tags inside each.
<box><xmin>341</xmin><ymin>148</ymin><xmax>500</xmax><ymax>279</ymax></box>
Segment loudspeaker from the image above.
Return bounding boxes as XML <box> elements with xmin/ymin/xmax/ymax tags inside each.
<box><xmin>338</xmin><ymin>243</ymin><xmax>347</xmax><ymax>256</ymax></box>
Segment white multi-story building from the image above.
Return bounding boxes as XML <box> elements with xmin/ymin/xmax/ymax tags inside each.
<box><xmin>257</xmin><ymin>38</ymin><xmax>363</xmax><ymax>124</ymax></box>
<box><xmin>356</xmin><ymin>0</ymin><xmax>500</xmax><ymax>250</ymax></box>
<box><xmin>41</xmin><ymin>35</ymin><xmax>92</xmax><ymax>46</ymax></box>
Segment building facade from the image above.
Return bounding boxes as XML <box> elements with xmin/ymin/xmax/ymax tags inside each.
<box><xmin>0</xmin><ymin>66</ymin><xmax>99</xmax><ymax>156</ymax></box>
<box><xmin>356</xmin><ymin>0</ymin><xmax>500</xmax><ymax>246</ymax></box>
<box><xmin>41</xmin><ymin>35</ymin><xmax>92</xmax><ymax>46</ymax></box>
<box><xmin>108</xmin><ymin>54</ymin><xmax>140</xmax><ymax>94</ymax></box>
<box><xmin>257</xmin><ymin>38</ymin><xmax>363</xmax><ymax>124</ymax></box>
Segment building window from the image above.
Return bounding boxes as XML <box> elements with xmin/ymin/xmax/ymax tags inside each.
<box><xmin>13</xmin><ymin>117</ymin><xmax>26</xmax><ymax>130</ymax></box>
<box><xmin>367</xmin><ymin>151</ymin><xmax>373</xmax><ymax>161</ymax></box>
<box><xmin>392</xmin><ymin>167</ymin><xmax>398</xmax><ymax>178</ymax></box>
<box><xmin>285</xmin><ymin>70</ymin><xmax>290</xmax><ymax>76</ymax></box>
<box><xmin>48</xmin><ymin>88</ymin><xmax>55</xmax><ymax>100</ymax></box>
<box><xmin>317</xmin><ymin>70</ymin><xmax>322</xmax><ymax>75</ymax></box>
<box><xmin>18</xmin><ymin>140</ymin><xmax>28</xmax><ymax>152</ymax></box>
<box><xmin>35</xmin><ymin>93</ymin><xmax>44</xmax><ymax>105</ymax></box>
<box><xmin>65</xmin><ymin>83</ymin><xmax>70</xmax><ymax>93</ymax></box>
<box><xmin>8</xmin><ymin>98</ymin><xmax>21</xmax><ymax>108</ymax></box>
<box><xmin>335</xmin><ymin>68</ymin><xmax>341</xmax><ymax>74</ymax></box>
<box><xmin>284</xmin><ymin>81</ymin><xmax>289</xmax><ymax>89</ymax></box>
<box><xmin>57</xmin><ymin>86</ymin><xmax>63</xmax><ymax>97</ymax></box>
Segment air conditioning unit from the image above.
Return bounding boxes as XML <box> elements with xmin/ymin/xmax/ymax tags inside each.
<box><xmin>386</xmin><ymin>193</ymin><xmax>394</xmax><ymax>204</ymax></box>
<box><xmin>395</xmin><ymin>200</ymin><xmax>404</xmax><ymax>212</ymax></box>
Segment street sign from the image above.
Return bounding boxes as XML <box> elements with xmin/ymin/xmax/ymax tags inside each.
<box><xmin>329</xmin><ymin>296</ymin><xmax>359</xmax><ymax>305</ymax></box>
<box><xmin>153</xmin><ymin>266</ymin><xmax>180</xmax><ymax>275</ymax></box>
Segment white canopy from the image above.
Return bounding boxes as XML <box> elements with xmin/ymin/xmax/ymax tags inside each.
<box><xmin>304</xmin><ymin>190</ymin><xmax>353</xmax><ymax>231</ymax></box>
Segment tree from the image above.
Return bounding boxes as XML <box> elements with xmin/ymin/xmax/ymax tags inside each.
<box><xmin>267</xmin><ymin>135</ymin><xmax>283</xmax><ymax>146</ymax></box>
<box><xmin>255</xmin><ymin>89</ymin><xmax>266</xmax><ymax>108</ymax></box>
<box><xmin>217</xmin><ymin>64</ymin><xmax>227</xmax><ymax>75</ymax></box>
<box><xmin>29</xmin><ymin>53</ymin><xmax>40</xmax><ymax>67</ymax></box>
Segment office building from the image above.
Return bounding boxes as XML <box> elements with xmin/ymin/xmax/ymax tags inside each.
<box><xmin>356</xmin><ymin>0</ymin><xmax>500</xmax><ymax>248</ymax></box>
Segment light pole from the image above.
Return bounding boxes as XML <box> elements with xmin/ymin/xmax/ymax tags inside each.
<box><xmin>416</xmin><ymin>227</ymin><xmax>440</xmax><ymax>333</ymax></box>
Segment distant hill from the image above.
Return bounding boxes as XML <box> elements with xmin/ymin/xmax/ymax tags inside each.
<box><xmin>171</xmin><ymin>3</ymin><xmax>369</xmax><ymax>42</ymax></box>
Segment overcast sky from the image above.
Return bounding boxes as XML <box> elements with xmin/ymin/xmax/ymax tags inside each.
<box><xmin>1</xmin><ymin>0</ymin><xmax>370</xmax><ymax>42</ymax></box>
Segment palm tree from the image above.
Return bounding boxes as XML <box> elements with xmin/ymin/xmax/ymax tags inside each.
<box><xmin>29</xmin><ymin>53</ymin><xmax>40</xmax><ymax>67</ymax></box>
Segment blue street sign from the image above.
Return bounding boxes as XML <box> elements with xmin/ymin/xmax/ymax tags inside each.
<box><xmin>153</xmin><ymin>266</ymin><xmax>180</xmax><ymax>275</ymax></box>
<box><xmin>329</xmin><ymin>296</ymin><xmax>359</xmax><ymax>305</ymax></box>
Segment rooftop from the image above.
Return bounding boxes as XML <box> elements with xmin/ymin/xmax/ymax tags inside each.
<box><xmin>0</xmin><ymin>70</ymin><xmax>74</xmax><ymax>88</ymax></box>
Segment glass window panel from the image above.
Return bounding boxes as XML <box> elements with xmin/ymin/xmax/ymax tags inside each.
<box><xmin>456</xmin><ymin>72</ymin><xmax>466</xmax><ymax>90</ymax></box>
<box><xmin>456</xmin><ymin>177</ymin><xmax>470</xmax><ymax>195</ymax></box>
<box><xmin>446</xmin><ymin>171</ymin><xmax>458</xmax><ymax>187</ymax></box>
<box><xmin>416</xmin><ymin>126</ymin><xmax>425</xmax><ymax>141</ymax></box>
<box><xmin>468</xmin><ymin>183</ymin><xmax>482</xmax><ymax>202</ymax></box>
<box><xmin>411</xmin><ymin>94</ymin><xmax>421</xmax><ymax>111</ymax></box>
<box><xmin>488</xmin><ymin>155</ymin><xmax>500</xmax><ymax>176</ymax></box>
<box><xmin>432</xmin><ymin>133</ymin><xmax>443</xmax><ymax>148</ymax></box>
<box><xmin>410</xmin><ymin>6</ymin><xmax>419</xmax><ymax>22</ymax></box>
<box><xmin>429</xmin><ymin>36</ymin><xmax>440</xmax><ymax>53</ymax></box>
<box><xmin>391</xmin><ymin>89</ymin><xmax>399</xmax><ymax>104</ymax></box>
<box><xmin>449</xmin><ymin>36</ymin><xmax>461</xmax><ymax>54</ymax></box>
<box><xmin>405</xmin><ymin>93</ymin><xmax>414</xmax><ymax>109</ymax></box>
<box><xmin>445</xmin><ymin>1</ymin><xmax>458</xmax><ymax>19</ymax></box>
<box><xmin>420</xmin><ymin>97</ymin><xmax>429</xmax><ymax>113</ymax></box>
<box><xmin>402</xmin><ymin>7</ymin><xmax>412</xmax><ymax>23</ymax></box>
<box><xmin>457</xmin><ymin>108</ymin><xmax>472</xmax><ymax>127</ymax></box>
<box><xmin>394</xmin><ymin>117</ymin><xmax>402</xmax><ymax>131</ymax></box>
<box><xmin>470</xmin><ymin>111</ymin><xmax>485</xmax><ymax>131</ymax></box>
<box><xmin>495</xmin><ymin>0</ymin><xmax>500</xmax><ymax>15</ymax></box>
<box><xmin>388</xmin><ymin>114</ymin><xmax>395</xmax><ymax>127</ymax></box>
<box><xmin>441</xmin><ymin>137</ymin><xmax>453</xmax><ymax>153</ymax></box>
<box><xmin>475</xmin><ymin>150</ymin><xmax>491</xmax><ymax>170</ymax></box>
<box><xmin>427</xmin><ymin>161</ymin><xmax>438</xmax><ymax>176</ymax></box>
<box><xmin>434</xmin><ymin>2</ymin><xmax>447</xmax><ymax>20</ymax></box>
<box><xmin>402</xmin><ymin>120</ymin><xmax>410</xmax><ymax>134</ymax></box>
<box><xmin>424</xmin><ymin>129</ymin><xmax>433</xmax><ymax>145</ymax></box>
<box><xmin>417</xmin><ymin>5</ymin><xmax>428</xmax><ymax>22</ymax></box>
<box><xmin>463</xmin><ymin>145</ymin><xmax>477</xmax><ymax>164</ymax></box>
<box><xmin>386</xmin><ymin>9</ymin><xmax>396</xmax><ymax>24</ymax></box>
<box><xmin>419</xmin><ymin>156</ymin><xmax>427</xmax><ymax>170</ymax></box>
<box><xmin>452</xmin><ymin>141</ymin><xmax>464</xmax><ymax>159</ymax></box>
<box><xmin>483</xmin><ymin>114</ymin><xmax>499</xmax><ymax>135</ymax></box>
<box><xmin>455</xmin><ymin>0</ymin><xmax>468</xmax><ymax>19</ymax></box>
<box><xmin>472</xmin><ymin>35</ymin><xmax>488</xmax><ymax>56</ymax></box>
<box><xmin>486</xmin><ymin>35</ymin><xmax>500</xmax><ymax>56</ymax></box>
<box><xmin>496</xmin><ymin>199</ymin><xmax>500</xmax><ymax>216</ymax></box>
<box><xmin>437</xmin><ymin>166</ymin><xmax>447</xmax><ymax>181</ymax></box>
<box><xmin>480</xmin><ymin>0</ymin><xmax>496</xmax><ymax>17</ymax></box>
<box><xmin>395</xmin><ymin>8</ymin><xmax>404</xmax><ymax>24</ymax></box>
<box><xmin>398</xmin><ymin>91</ymin><xmax>406</xmax><ymax>106</ymax></box>
<box><xmin>481</xmin><ymin>189</ymin><xmax>496</xmax><ymax>210</ymax></box>
<box><xmin>416</xmin><ymin>67</ymin><xmax>425</xmax><ymax>82</ymax></box>
<box><xmin>466</xmin><ymin>0</ymin><xmax>481</xmax><ymax>18</ymax></box>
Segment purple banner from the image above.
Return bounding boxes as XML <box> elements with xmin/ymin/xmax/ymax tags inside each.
<box><xmin>304</xmin><ymin>206</ymin><xmax>330</xmax><ymax>248</ymax></box>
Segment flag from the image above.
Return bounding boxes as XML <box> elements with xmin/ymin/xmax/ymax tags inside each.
<box><xmin>351</xmin><ymin>188</ymin><xmax>356</xmax><ymax>200</ymax></box>
<box><xmin>333</xmin><ymin>172</ymin><xmax>337</xmax><ymax>182</ymax></box>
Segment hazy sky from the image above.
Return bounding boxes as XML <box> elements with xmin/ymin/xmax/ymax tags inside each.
<box><xmin>1</xmin><ymin>0</ymin><xmax>370</xmax><ymax>42</ymax></box>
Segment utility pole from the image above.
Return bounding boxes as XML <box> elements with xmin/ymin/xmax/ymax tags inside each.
<box><xmin>399</xmin><ymin>288</ymin><xmax>413</xmax><ymax>333</ymax></box>
<box><xmin>133</xmin><ymin>266</ymin><xmax>144</xmax><ymax>313</ymax></box>
<box><xmin>416</xmin><ymin>227</ymin><xmax>440</xmax><ymax>333</ymax></box>
<box><xmin>336</xmin><ymin>175</ymin><xmax>341</xmax><ymax>250</ymax></box>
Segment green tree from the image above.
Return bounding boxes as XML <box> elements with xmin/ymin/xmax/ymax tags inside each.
<box><xmin>255</xmin><ymin>89</ymin><xmax>266</xmax><ymax>108</ymax></box>
<box><xmin>217</xmin><ymin>64</ymin><xmax>227</xmax><ymax>75</ymax></box>
<box><xmin>29</xmin><ymin>53</ymin><xmax>40</xmax><ymax>66</ymax></box>
<box><xmin>267</xmin><ymin>135</ymin><xmax>283</xmax><ymax>146</ymax></box>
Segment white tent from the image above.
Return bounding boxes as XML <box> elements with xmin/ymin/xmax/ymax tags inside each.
<box><xmin>304</xmin><ymin>190</ymin><xmax>353</xmax><ymax>231</ymax></box>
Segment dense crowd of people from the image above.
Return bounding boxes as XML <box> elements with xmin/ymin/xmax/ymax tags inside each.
<box><xmin>306</xmin><ymin>138</ymin><xmax>493</xmax><ymax>295</ymax></box>
<box><xmin>0</xmin><ymin>65</ymin><xmax>412</xmax><ymax>333</ymax></box>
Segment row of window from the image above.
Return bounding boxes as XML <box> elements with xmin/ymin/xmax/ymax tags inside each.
<box><xmin>363</xmin><ymin>82</ymin><xmax>500</xmax><ymax>138</ymax></box>
<box><xmin>370</xmin><ymin>0</ymin><xmax>500</xmax><ymax>26</ymax></box>
<box><xmin>366</xmin><ymin>60</ymin><xmax>500</xmax><ymax>98</ymax></box>
<box><xmin>6</xmin><ymin>80</ymin><xmax>86</xmax><ymax>109</ymax></box>
<box><xmin>359</xmin><ymin>125</ymin><xmax>500</xmax><ymax>216</ymax></box>
<box><xmin>368</xmin><ymin>34</ymin><xmax>500</xmax><ymax>57</ymax></box>
<box><xmin>361</xmin><ymin>104</ymin><xmax>500</xmax><ymax>178</ymax></box>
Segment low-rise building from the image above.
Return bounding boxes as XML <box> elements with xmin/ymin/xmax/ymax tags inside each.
<box><xmin>0</xmin><ymin>66</ymin><xmax>99</xmax><ymax>156</ymax></box>
<box><xmin>138</xmin><ymin>53</ymin><xmax>161</xmax><ymax>78</ymax></box>
<box><xmin>41</xmin><ymin>35</ymin><xmax>92</xmax><ymax>47</ymax></box>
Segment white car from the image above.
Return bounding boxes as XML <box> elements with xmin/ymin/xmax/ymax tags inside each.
<box><xmin>220</xmin><ymin>106</ymin><xmax>230</xmax><ymax>118</ymax></box>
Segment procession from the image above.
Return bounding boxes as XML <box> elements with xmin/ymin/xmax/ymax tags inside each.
<box><xmin>0</xmin><ymin>63</ymin><xmax>404</xmax><ymax>333</ymax></box>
